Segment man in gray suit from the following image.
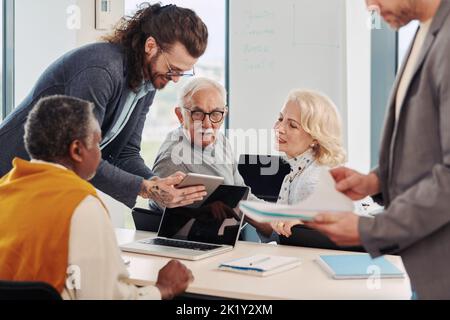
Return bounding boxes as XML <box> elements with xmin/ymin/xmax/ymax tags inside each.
<box><xmin>306</xmin><ymin>0</ymin><xmax>450</xmax><ymax>299</ymax></box>
<box><xmin>0</xmin><ymin>4</ymin><xmax>208</xmax><ymax>208</ymax></box>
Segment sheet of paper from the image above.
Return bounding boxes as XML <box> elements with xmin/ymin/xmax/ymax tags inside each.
<box><xmin>239</xmin><ymin>167</ymin><xmax>354</xmax><ymax>222</ymax></box>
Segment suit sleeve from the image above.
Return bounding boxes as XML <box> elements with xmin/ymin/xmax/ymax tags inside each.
<box><xmin>91</xmin><ymin>160</ymin><xmax>144</xmax><ymax>208</ymax></box>
<box><xmin>65</xmin><ymin>66</ymin><xmax>114</xmax><ymax>125</ymax></box>
<box><xmin>359</xmin><ymin>56</ymin><xmax>450</xmax><ymax>257</ymax></box>
<box><xmin>65</xmin><ymin>67</ymin><xmax>151</xmax><ymax>208</ymax></box>
<box><xmin>369</xmin><ymin>166</ymin><xmax>384</xmax><ymax>206</ymax></box>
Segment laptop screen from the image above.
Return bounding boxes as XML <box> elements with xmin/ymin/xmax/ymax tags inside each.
<box><xmin>158</xmin><ymin>185</ymin><xmax>249</xmax><ymax>246</ymax></box>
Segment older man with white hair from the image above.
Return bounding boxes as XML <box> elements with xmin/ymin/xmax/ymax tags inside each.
<box><xmin>152</xmin><ymin>77</ymin><xmax>247</xmax><ymax>186</ymax></box>
<box><xmin>150</xmin><ymin>77</ymin><xmax>272</xmax><ymax>236</ymax></box>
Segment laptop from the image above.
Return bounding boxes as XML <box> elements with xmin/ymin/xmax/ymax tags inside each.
<box><xmin>120</xmin><ymin>185</ymin><xmax>249</xmax><ymax>260</ymax></box>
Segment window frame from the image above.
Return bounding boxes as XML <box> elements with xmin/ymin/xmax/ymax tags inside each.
<box><xmin>1</xmin><ymin>0</ymin><xmax>14</xmax><ymax>121</ymax></box>
<box><xmin>370</xmin><ymin>21</ymin><xmax>398</xmax><ymax>167</ymax></box>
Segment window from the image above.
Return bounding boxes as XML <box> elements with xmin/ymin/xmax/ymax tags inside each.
<box><xmin>14</xmin><ymin>0</ymin><xmax>78</xmax><ymax>106</ymax></box>
<box><xmin>125</xmin><ymin>0</ymin><xmax>227</xmax><ymax>168</ymax></box>
<box><xmin>0</xmin><ymin>0</ymin><xmax>14</xmax><ymax>123</ymax></box>
<box><xmin>0</xmin><ymin>1</ymin><xmax>3</xmax><ymax>122</ymax></box>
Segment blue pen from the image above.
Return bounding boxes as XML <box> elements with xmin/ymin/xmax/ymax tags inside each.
<box><xmin>249</xmin><ymin>257</ymin><xmax>270</xmax><ymax>266</ymax></box>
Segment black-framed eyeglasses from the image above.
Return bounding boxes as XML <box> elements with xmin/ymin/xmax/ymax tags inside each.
<box><xmin>160</xmin><ymin>49</ymin><xmax>196</xmax><ymax>79</ymax></box>
<box><xmin>183</xmin><ymin>107</ymin><xmax>226</xmax><ymax>123</ymax></box>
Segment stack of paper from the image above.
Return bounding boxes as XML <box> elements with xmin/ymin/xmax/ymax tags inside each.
<box><xmin>219</xmin><ymin>254</ymin><xmax>302</xmax><ymax>277</ymax></box>
<box><xmin>239</xmin><ymin>168</ymin><xmax>354</xmax><ymax>222</ymax></box>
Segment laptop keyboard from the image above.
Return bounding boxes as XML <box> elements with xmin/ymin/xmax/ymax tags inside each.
<box><xmin>140</xmin><ymin>238</ymin><xmax>222</xmax><ymax>251</ymax></box>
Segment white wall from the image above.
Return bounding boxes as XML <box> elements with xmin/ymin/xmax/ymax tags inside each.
<box><xmin>345</xmin><ymin>0</ymin><xmax>372</xmax><ymax>173</ymax></box>
<box><xmin>229</xmin><ymin>0</ymin><xmax>348</xmax><ymax>158</ymax></box>
<box><xmin>76</xmin><ymin>0</ymin><xmax>125</xmax><ymax>46</ymax></box>
<box><xmin>228</xmin><ymin>0</ymin><xmax>373</xmax><ymax>172</ymax></box>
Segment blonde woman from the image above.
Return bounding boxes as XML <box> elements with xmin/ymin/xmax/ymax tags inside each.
<box><xmin>270</xmin><ymin>89</ymin><xmax>347</xmax><ymax>237</ymax></box>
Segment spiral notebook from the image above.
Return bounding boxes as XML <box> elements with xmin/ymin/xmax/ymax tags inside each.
<box><xmin>218</xmin><ymin>254</ymin><xmax>302</xmax><ymax>277</ymax></box>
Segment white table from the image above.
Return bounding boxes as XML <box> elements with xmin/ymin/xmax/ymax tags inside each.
<box><xmin>116</xmin><ymin>228</ymin><xmax>412</xmax><ymax>300</ymax></box>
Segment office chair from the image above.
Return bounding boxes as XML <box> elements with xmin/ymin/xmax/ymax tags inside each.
<box><xmin>238</xmin><ymin>154</ymin><xmax>285</xmax><ymax>241</ymax></box>
<box><xmin>238</xmin><ymin>154</ymin><xmax>290</xmax><ymax>202</ymax></box>
<box><xmin>0</xmin><ymin>280</ymin><xmax>62</xmax><ymax>300</ymax></box>
<box><xmin>132</xmin><ymin>207</ymin><xmax>163</xmax><ymax>232</ymax></box>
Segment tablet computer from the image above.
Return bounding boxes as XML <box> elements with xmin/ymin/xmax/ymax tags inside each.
<box><xmin>176</xmin><ymin>173</ymin><xmax>225</xmax><ymax>207</ymax></box>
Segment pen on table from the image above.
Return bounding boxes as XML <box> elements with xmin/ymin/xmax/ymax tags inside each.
<box><xmin>249</xmin><ymin>257</ymin><xmax>270</xmax><ymax>266</ymax></box>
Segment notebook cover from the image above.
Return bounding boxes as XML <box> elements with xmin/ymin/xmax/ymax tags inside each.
<box><xmin>317</xmin><ymin>254</ymin><xmax>405</xmax><ymax>279</ymax></box>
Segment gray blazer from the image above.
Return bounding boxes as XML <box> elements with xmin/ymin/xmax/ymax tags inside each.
<box><xmin>0</xmin><ymin>43</ymin><xmax>156</xmax><ymax>208</ymax></box>
<box><xmin>359</xmin><ymin>0</ymin><xmax>450</xmax><ymax>299</ymax></box>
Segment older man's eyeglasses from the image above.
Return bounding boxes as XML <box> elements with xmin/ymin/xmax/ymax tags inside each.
<box><xmin>183</xmin><ymin>107</ymin><xmax>226</xmax><ymax>123</ymax></box>
<box><xmin>160</xmin><ymin>49</ymin><xmax>195</xmax><ymax>79</ymax></box>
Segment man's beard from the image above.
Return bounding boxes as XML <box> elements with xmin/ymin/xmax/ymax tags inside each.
<box><xmin>146</xmin><ymin>54</ymin><xmax>169</xmax><ymax>90</ymax></box>
<box><xmin>190</xmin><ymin>124</ymin><xmax>217</xmax><ymax>148</ymax></box>
<box><xmin>388</xmin><ymin>1</ymin><xmax>420</xmax><ymax>29</ymax></box>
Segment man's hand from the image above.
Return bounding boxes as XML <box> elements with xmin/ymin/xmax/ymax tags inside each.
<box><xmin>244</xmin><ymin>216</ymin><xmax>273</xmax><ymax>238</ymax></box>
<box><xmin>305</xmin><ymin>212</ymin><xmax>361</xmax><ymax>246</ymax></box>
<box><xmin>139</xmin><ymin>172</ymin><xmax>207</xmax><ymax>208</ymax></box>
<box><xmin>155</xmin><ymin>260</ymin><xmax>194</xmax><ymax>300</ymax></box>
<box><xmin>330</xmin><ymin>167</ymin><xmax>381</xmax><ymax>200</ymax></box>
<box><xmin>270</xmin><ymin>220</ymin><xmax>303</xmax><ymax>237</ymax></box>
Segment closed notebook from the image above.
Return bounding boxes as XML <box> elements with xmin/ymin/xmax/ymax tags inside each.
<box><xmin>317</xmin><ymin>254</ymin><xmax>405</xmax><ymax>280</ymax></box>
<box><xmin>218</xmin><ymin>254</ymin><xmax>301</xmax><ymax>277</ymax></box>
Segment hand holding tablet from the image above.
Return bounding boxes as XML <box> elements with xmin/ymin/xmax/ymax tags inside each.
<box><xmin>176</xmin><ymin>173</ymin><xmax>225</xmax><ymax>207</ymax></box>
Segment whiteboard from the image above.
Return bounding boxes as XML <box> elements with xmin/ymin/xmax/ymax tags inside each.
<box><xmin>229</xmin><ymin>0</ymin><xmax>348</xmax><ymax>155</ymax></box>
